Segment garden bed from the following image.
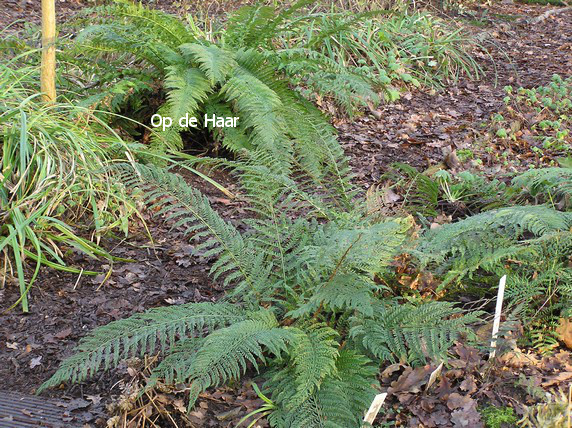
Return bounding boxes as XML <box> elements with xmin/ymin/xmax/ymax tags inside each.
<box><xmin>1</xmin><ymin>1</ymin><xmax>571</xmax><ymax>427</ymax></box>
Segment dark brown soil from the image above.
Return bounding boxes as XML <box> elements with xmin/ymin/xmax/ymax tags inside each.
<box><xmin>0</xmin><ymin>170</ymin><xmax>258</xmax><ymax>426</ymax></box>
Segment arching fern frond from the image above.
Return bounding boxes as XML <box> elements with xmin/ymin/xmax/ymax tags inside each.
<box><xmin>114</xmin><ymin>163</ymin><xmax>270</xmax><ymax>297</ymax></box>
<box><xmin>415</xmin><ymin>205</ymin><xmax>572</xmax><ymax>283</ymax></box>
<box><xmin>85</xmin><ymin>1</ymin><xmax>194</xmax><ymax>49</ymax></box>
<box><xmin>37</xmin><ymin>303</ymin><xmax>245</xmax><ymax>392</ymax></box>
<box><xmin>305</xmin><ymin>219</ymin><xmax>413</xmax><ymax>277</ymax></box>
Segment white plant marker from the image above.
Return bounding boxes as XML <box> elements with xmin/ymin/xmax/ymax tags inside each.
<box><xmin>489</xmin><ymin>275</ymin><xmax>507</xmax><ymax>359</ymax></box>
<box><xmin>363</xmin><ymin>393</ymin><xmax>387</xmax><ymax>426</ymax></box>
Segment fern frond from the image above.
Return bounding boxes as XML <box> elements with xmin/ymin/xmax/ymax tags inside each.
<box><xmin>222</xmin><ymin>49</ymin><xmax>293</xmax><ymax>169</ymax></box>
<box><xmin>183</xmin><ymin>309</ymin><xmax>292</xmax><ymax>407</ymax></box>
<box><xmin>232</xmin><ymin>150</ymin><xmax>336</xmax><ymax>219</ymax></box>
<box><xmin>89</xmin><ymin>1</ymin><xmax>194</xmax><ymax>48</ymax></box>
<box><xmin>306</xmin><ymin>219</ymin><xmax>412</xmax><ymax>277</ymax></box>
<box><xmin>75</xmin><ymin>1</ymin><xmax>194</xmax><ymax>70</ymax></box>
<box><xmin>288</xmin><ymin>324</ymin><xmax>339</xmax><ymax>406</ymax></box>
<box><xmin>38</xmin><ymin>303</ymin><xmax>245</xmax><ymax>392</ymax></box>
<box><xmin>75</xmin><ymin>23</ymin><xmax>176</xmax><ymax>70</ymax></box>
<box><xmin>114</xmin><ymin>163</ymin><xmax>270</xmax><ymax>297</ymax></box>
<box><xmin>180</xmin><ymin>43</ymin><xmax>236</xmax><ymax>85</ymax></box>
<box><xmin>164</xmin><ymin>64</ymin><xmax>211</xmax><ymax>122</ymax></box>
<box><xmin>148</xmin><ymin>337</ymin><xmax>205</xmax><ymax>386</ymax></box>
<box><xmin>267</xmin><ymin>349</ymin><xmax>378</xmax><ymax>428</ymax></box>
<box><xmin>351</xmin><ymin>301</ymin><xmax>480</xmax><ymax>365</ymax></box>
<box><xmin>512</xmin><ymin>167</ymin><xmax>572</xmax><ymax>209</ymax></box>
<box><xmin>390</xmin><ymin>162</ymin><xmax>440</xmax><ymax>216</ymax></box>
<box><xmin>288</xmin><ymin>273</ymin><xmax>376</xmax><ymax>318</ymax></box>
<box><xmin>416</xmin><ymin>205</ymin><xmax>572</xmax><ymax>282</ymax></box>
<box><xmin>224</xmin><ymin>4</ymin><xmax>277</xmax><ymax>48</ymax></box>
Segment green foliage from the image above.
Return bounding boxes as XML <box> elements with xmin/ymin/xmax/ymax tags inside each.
<box><xmin>225</xmin><ymin>6</ymin><xmax>480</xmax><ymax>113</ymax></box>
<box><xmin>386</xmin><ymin>163</ymin><xmax>507</xmax><ymax>217</ymax></box>
<box><xmin>512</xmin><ymin>167</ymin><xmax>572</xmax><ymax>209</ymax></box>
<box><xmin>370</xmin><ymin>12</ymin><xmax>482</xmax><ymax>85</ymax></box>
<box><xmin>350</xmin><ymin>301</ymin><xmax>481</xmax><ymax>365</ymax></box>
<box><xmin>413</xmin><ymin>170</ymin><xmax>572</xmax><ymax>352</ymax></box>
<box><xmin>416</xmin><ymin>205</ymin><xmax>572</xmax><ymax>286</ymax></box>
<box><xmin>506</xmin><ymin>265</ymin><xmax>572</xmax><ymax>353</ymax></box>
<box><xmin>68</xmin><ymin>1</ymin><xmax>355</xmax><ymax>204</ymax></box>
<box><xmin>0</xmin><ymin>63</ymin><xmax>135</xmax><ymax>312</ymax></box>
<box><xmin>63</xmin><ymin>0</ymin><xmax>480</xmax><ymax>134</ymax></box>
<box><xmin>265</xmin><ymin>348</ymin><xmax>379</xmax><ymax>428</ymax></box>
<box><xmin>480</xmin><ymin>406</ymin><xmax>518</xmax><ymax>428</ymax></box>
<box><xmin>493</xmin><ymin>75</ymin><xmax>572</xmax><ymax>156</ymax></box>
<box><xmin>40</xmin><ymin>163</ymin><xmax>480</xmax><ymax>426</ymax></box>
<box><xmin>224</xmin><ymin>4</ymin><xmax>389</xmax><ymax>113</ymax></box>
<box><xmin>38</xmin><ymin>302</ymin><xmax>245</xmax><ymax>390</ymax></box>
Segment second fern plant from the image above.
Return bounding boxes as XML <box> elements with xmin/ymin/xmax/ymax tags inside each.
<box><xmin>38</xmin><ymin>162</ymin><xmax>481</xmax><ymax>427</ymax></box>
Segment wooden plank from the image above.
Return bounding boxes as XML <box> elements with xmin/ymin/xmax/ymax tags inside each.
<box><xmin>0</xmin><ymin>391</ymin><xmax>72</xmax><ymax>428</ymax></box>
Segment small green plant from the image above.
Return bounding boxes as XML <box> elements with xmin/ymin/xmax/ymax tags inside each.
<box><xmin>512</xmin><ymin>167</ymin><xmax>572</xmax><ymax>209</ymax></box>
<box><xmin>456</xmin><ymin>148</ymin><xmax>474</xmax><ymax>162</ymax></box>
<box><xmin>386</xmin><ymin>163</ymin><xmax>506</xmax><ymax>217</ymax></box>
<box><xmin>481</xmin><ymin>406</ymin><xmax>518</xmax><ymax>428</ymax></box>
<box><xmin>491</xmin><ymin>75</ymin><xmax>572</xmax><ymax>161</ymax></box>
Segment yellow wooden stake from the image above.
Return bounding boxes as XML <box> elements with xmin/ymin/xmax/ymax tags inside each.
<box><xmin>41</xmin><ymin>0</ymin><xmax>56</xmax><ymax>102</ymax></box>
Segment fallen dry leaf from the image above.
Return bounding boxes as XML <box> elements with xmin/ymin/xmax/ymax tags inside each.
<box><xmin>541</xmin><ymin>371</ymin><xmax>572</xmax><ymax>388</ymax></box>
<box><xmin>54</xmin><ymin>327</ymin><xmax>72</xmax><ymax>340</ymax></box>
<box><xmin>459</xmin><ymin>376</ymin><xmax>478</xmax><ymax>394</ymax></box>
<box><xmin>446</xmin><ymin>393</ymin><xmax>473</xmax><ymax>410</ymax></box>
<box><xmin>389</xmin><ymin>365</ymin><xmax>434</xmax><ymax>395</ymax></box>
<box><xmin>556</xmin><ymin>318</ymin><xmax>572</xmax><ymax>349</ymax></box>
<box><xmin>29</xmin><ymin>356</ymin><xmax>42</xmax><ymax>369</ymax></box>
<box><xmin>451</xmin><ymin>400</ymin><xmax>483</xmax><ymax>428</ymax></box>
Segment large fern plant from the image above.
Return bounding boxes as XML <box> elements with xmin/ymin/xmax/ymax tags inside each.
<box><xmin>414</xmin><ymin>175</ymin><xmax>572</xmax><ymax>352</ymax></box>
<box><xmin>38</xmin><ymin>160</ymin><xmax>481</xmax><ymax>427</ymax></box>
<box><xmin>67</xmin><ymin>1</ymin><xmax>355</xmax><ymax>208</ymax></box>
<box><xmin>70</xmin><ymin>0</ymin><xmax>387</xmax><ymax>117</ymax></box>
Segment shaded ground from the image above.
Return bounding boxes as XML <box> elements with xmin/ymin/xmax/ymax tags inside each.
<box><xmin>340</xmin><ymin>2</ymin><xmax>572</xmax><ymax>190</ymax></box>
<box><xmin>0</xmin><ymin>170</ymin><xmax>261</xmax><ymax>426</ymax></box>
<box><xmin>1</xmin><ymin>1</ymin><xmax>572</xmax><ymax>427</ymax></box>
